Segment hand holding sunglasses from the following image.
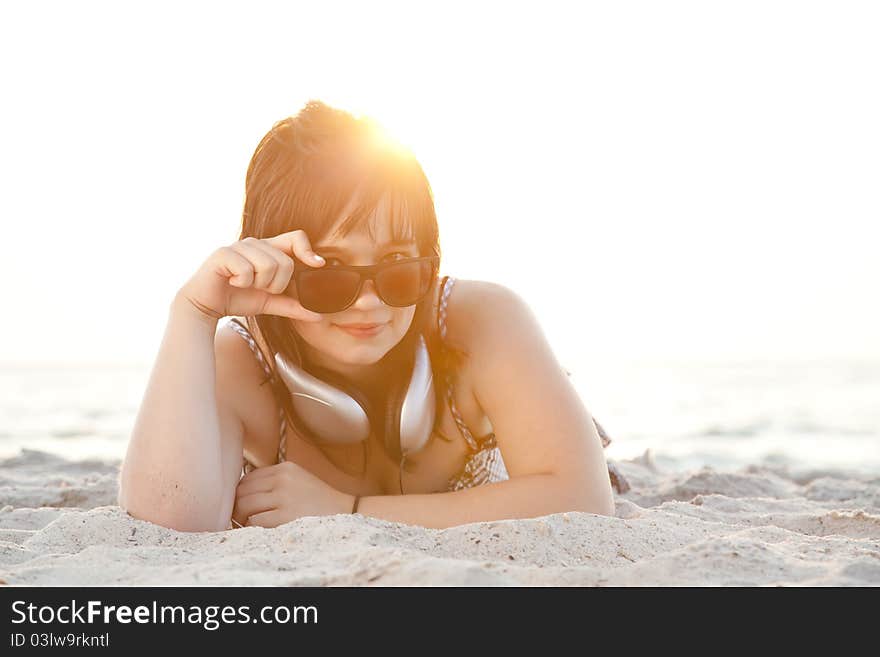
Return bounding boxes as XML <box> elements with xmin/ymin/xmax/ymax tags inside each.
<box><xmin>176</xmin><ymin>230</ymin><xmax>328</xmax><ymax>324</ymax></box>
<box><xmin>291</xmin><ymin>254</ymin><xmax>440</xmax><ymax>314</ymax></box>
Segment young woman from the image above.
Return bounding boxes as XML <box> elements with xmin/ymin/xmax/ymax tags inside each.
<box><xmin>117</xmin><ymin>100</ymin><xmax>630</xmax><ymax>532</ymax></box>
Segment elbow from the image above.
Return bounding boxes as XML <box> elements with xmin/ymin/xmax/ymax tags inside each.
<box><xmin>569</xmin><ymin>498</ymin><xmax>615</xmax><ymax>518</ymax></box>
<box><xmin>116</xmin><ymin>463</ymin><xmax>230</xmax><ymax>533</ymax></box>
<box><xmin>119</xmin><ymin>498</ymin><xmax>229</xmax><ymax>533</ymax></box>
<box><xmin>590</xmin><ymin>498</ymin><xmax>617</xmax><ymax>518</ymax></box>
<box><xmin>590</xmin><ymin>489</ymin><xmax>617</xmax><ymax>517</ymax></box>
<box><xmin>557</xmin><ymin>477</ymin><xmax>616</xmax><ymax>518</ymax></box>
<box><xmin>583</xmin><ymin>482</ymin><xmax>617</xmax><ymax>517</ymax></box>
<box><xmin>117</xmin><ymin>482</ymin><xmax>229</xmax><ymax>533</ymax></box>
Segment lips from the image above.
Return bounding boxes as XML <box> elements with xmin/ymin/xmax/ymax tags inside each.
<box><xmin>334</xmin><ymin>322</ymin><xmax>389</xmax><ymax>338</ymax></box>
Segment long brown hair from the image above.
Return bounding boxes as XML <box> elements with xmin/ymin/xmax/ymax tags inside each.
<box><xmin>238</xmin><ymin>100</ymin><xmax>467</xmax><ymax>486</ymax></box>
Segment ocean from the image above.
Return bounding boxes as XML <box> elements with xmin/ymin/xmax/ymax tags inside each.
<box><xmin>1</xmin><ymin>358</ymin><xmax>878</xmax><ymax>478</ymax></box>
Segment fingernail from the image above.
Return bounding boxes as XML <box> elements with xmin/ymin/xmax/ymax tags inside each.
<box><xmin>312</xmin><ymin>253</ymin><xmax>324</xmax><ymax>263</ymax></box>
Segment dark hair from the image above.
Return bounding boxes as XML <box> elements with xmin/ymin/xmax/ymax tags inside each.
<box><xmin>237</xmin><ymin>99</ymin><xmax>468</xmax><ymax>487</ymax></box>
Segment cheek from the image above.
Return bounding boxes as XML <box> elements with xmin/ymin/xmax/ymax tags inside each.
<box><xmin>393</xmin><ymin>307</ymin><xmax>417</xmax><ymax>334</ymax></box>
<box><xmin>291</xmin><ymin>319</ymin><xmax>334</xmax><ymax>349</ymax></box>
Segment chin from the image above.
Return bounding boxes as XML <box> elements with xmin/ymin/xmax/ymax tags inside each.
<box><xmin>332</xmin><ymin>334</ymin><xmax>397</xmax><ymax>363</ymax></box>
<box><xmin>293</xmin><ymin>315</ymin><xmax>413</xmax><ymax>368</ymax></box>
<box><xmin>337</xmin><ymin>351</ymin><xmax>389</xmax><ymax>367</ymax></box>
<box><xmin>302</xmin><ymin>329</ymin><xmax>382</xmax><ymax>363</ymax></box>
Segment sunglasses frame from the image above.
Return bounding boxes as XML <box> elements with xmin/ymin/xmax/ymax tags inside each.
<box><xmin>291</xmin><ymin>254</ymin><xmax>441</xmax><ymax>313</ymax></box>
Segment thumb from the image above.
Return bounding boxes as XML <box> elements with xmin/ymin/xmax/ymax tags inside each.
<box><xmin>262</xmin><ymin>294</ymin><xmax>324</xmax><ymax>322</ymax></box>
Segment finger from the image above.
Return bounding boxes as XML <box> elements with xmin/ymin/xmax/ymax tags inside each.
<box><xmin>235</xmin><ymin>475</ymin><xmax>277</xmax><ymax>498</ymax></box>
<box><xmin>241</xmin><ymin>238</ymin><xmax>295</xmax><ymax>295</ymax></box>
<box><xmin>232</xmin><ymin>491</ymin><xmax>276</xmax><ymax>527</ymax></box>
<box><xmin>264</xmin><ymin>229</ymin><xmax>325</xmax><ymax>267</ymax></box>
<box><xmin>245</xmin><ymin>509</ymin><xmax>288</xmax><ymax>528</ymax></box>
<box><xmin>260</xmin><ymin>293</ymin><xmax>325</xmax><ymax>322</ymax></box>
<box><xmin>229</xmin><ymin>240</ymin><xmax>279</xmax><ymax>291</ymax></box>
<box><xmin>215</xmin><ymin>246</ymin><xmax>255</xmax><ymax>288</ymax></box>
<box><xmin>239</xmin><ymin>461</ymin><xmax>289</xmax><ymax>483</ymax></box>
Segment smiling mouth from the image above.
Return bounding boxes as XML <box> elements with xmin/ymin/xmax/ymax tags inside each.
<box><xmin>334</xmin><ymin>323</ymin><xmax>388</xmax><ymax>337</ymax></box>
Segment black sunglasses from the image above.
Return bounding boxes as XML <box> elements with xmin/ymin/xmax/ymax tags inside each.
<box><xmin>291</xmin><ymin>255</ymin><xmax>440</xmax><ymax>313</ymax></box>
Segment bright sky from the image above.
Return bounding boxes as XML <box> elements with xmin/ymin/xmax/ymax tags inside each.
<box><xmin>1</xmin><ymin>1</ymin><xmax>878</xmax><ymax>368</ymax></box>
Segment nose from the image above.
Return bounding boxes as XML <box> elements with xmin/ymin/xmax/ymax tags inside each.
<box><xmin>351</xmin><ymin>278</ymin><xmax>383</xmax><ymax>310</ymax></box>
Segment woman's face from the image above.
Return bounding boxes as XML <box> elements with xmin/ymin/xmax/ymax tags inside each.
<box><xmin>290</xmin><ymin>200</ymin><xmax>419</xmax><ymax>378</ymax></box>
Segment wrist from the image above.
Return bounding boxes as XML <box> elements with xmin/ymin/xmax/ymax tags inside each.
<box><xmin>171</xmin><ymin>291</ymin><xmax>222</xmax><ymax>329</ymax></box>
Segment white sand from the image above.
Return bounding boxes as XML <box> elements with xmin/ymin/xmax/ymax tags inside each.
<box><xmin>1</xmin><ymin>448</ymin><xmax>878</xmax><ymax>586</ymax></box>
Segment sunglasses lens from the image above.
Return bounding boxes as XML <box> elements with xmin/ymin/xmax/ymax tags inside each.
<box><xmin>295</xmin><ymin>258</ymin><xmax>436</xmax><ymax>313</ymax></box>
<box><xmin>376</xmin><ymin>259</ymin><xmax>433</xmax><ymax>306</ymax></box>
<box><xmin>296</xmin><ymin>268</ymin><xmax>360</xmax><ymax>313</ymax></box>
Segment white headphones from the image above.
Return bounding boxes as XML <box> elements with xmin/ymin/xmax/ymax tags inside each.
<box><xmin>272</xmin><ymin>333</ymin><xmax>436</xmax><ymax>464</ymax></box>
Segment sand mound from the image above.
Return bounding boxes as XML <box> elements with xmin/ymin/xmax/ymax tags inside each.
<box><xmin>2</xmin><ymin>448</ymin><xmax>878</xmax><ymax>586</ymax></box>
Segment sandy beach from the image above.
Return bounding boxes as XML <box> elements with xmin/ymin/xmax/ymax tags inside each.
<box><xmin>1</xmin><ymin>448</ymin><xmax>878</xmax><ymax>586</ymax></box>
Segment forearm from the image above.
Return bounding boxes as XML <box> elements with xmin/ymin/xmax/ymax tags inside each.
<box><xmin>355</xmin><ymin>474</ymin><xmax>613</xmax><ymax>530</ymax></box>
<box><xmin>118</xmin><ymin>293</ymin><xmax>226</xmax><ymax>530</ymax></box>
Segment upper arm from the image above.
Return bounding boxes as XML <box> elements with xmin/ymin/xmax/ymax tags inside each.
<box><xmin>463</xmin><ymin>282</ymin><xmax>614</xmax><ymax>513</ymax></box>
<box><xmin>213</xmin><ymin>324</ymin><xmax>258</xmax><ymax>521</ymax></box>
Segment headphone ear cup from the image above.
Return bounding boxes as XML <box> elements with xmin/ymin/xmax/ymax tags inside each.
<box><xmin>288</xmin><ymin>359</ymin><xmax>375</xmax><ymax>442</ymax></box>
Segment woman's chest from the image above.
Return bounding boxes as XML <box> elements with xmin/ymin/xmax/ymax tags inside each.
<box><xmin>265</xmin><ymin>372</ymin><xmax>492</xmax><ymax>497</ymax></box>
<box><xmin>240</xmin><ymin>277</ymin><xmax>494</xmax><ymax>495</ymax></box>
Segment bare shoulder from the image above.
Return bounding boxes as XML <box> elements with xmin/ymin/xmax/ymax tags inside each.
<box><xmin>441</xmin><ymin>278</ymin><xmax>529</xmax><ymax>353</ymax></box>
<box><xmin>444</xmin><ymin>278</ymin><xmax>563</xmax><ymax>410</ymax></box>
<box><xmin>443</xmin><ymin>278</ymin><xmax>614</xmax><ymax>512</ymax></box>
<box><xmin>213</xmin><ymin>319</ymin><xmax>279</xmax><ymax>455</ymax></box>
<box><xmin>214</xmin><ymin>319</ymin><xmax>266</xmax><ymax>386</ymax></box>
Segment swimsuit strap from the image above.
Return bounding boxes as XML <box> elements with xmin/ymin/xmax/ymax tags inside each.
<box><xmin>437</xmin><ymin>276</ymin><xmax>488</xmax><ymax>452</ymax></box>
<box><xmin>225</xmin><ymin>318</ymin><xmax>288</xmax><ymax>464</ymax></box>
<box><xmin>437</xmin><ymin>275</ymin><xmax>453</xmax><ymax>343</ymax></box>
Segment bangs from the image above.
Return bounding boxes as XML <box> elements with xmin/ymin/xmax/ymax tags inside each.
<box><xmin>303</xmin><ymin>150</ymin><xmax>438</xmax><ymax>256</ymax></box>
<box><xmin>332</xmin><ymin>185</ymin><xmax>418</xmax><ymax>247</ymax></box>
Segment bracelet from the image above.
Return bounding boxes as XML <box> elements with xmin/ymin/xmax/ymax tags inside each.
<box><xmin>351</xmin><ymin>495</ymin><xmax>361</xmax><ymax>514</ymax></box>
